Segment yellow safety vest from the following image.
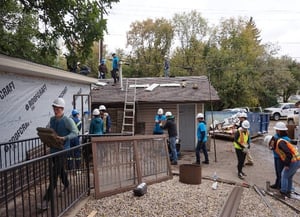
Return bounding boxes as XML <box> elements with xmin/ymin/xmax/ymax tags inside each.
<box><xmin>275</xmin><ymin>139</ymin><xmax>300</xmax><ymax>163</ymax></box>
<box><xmin>233</xmin><ymin>129</ymin><xmax>249</xmax><ymax>149</ymax></box>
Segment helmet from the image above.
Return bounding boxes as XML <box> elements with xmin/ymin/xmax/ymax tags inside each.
<box><xmin>196</xmin><ymin>113</ymin><xmax>204</xmax><ymax>119</ymax></box>
<box><xmin>72</xmin><ymin>109</ymin><xmax>79</xmax><ymax>116</ymax></box>
<box><xmin>239</xmin><ymin>112</ymin><xmax>247</xmax><ymax>118</ymax></box>
<box><xmin>165</xmin><ymin>111</ymin><xmax>172</xmax><ymax>117</ymax></box>
<box><xmin>52</xmin><ymin>98</ymin><xmax>65</xmax><ymax>108</ymax></box>
<box><xmin>241</xmin><ymin>120</ymin><xmax>250</xmax><ymax>129</ymax></box>
<box><xmin>264</xmin><ymin>135</ymin><xmax>273</xmax><ymax>146</ymax></box>
<box><xmin>92</xmin><ymin>108</ymin><xmax>100</xmax><ymax>116</ymax></box>
<box><xmin>274</xmin><ymin>121</ymin><xmax>288</xmax><ymax>131</ymax></box>
<box><xmin>157</xmin><ymin>108</ymin><xmax>164</xmax><ymax>115</ymax></box>
<box><xmin>99</xmin><ymin>105</ymin><xmax>106</xmax><ymax>111</ymax></box>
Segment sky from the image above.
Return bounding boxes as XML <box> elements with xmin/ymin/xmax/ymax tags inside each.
<box><xmin>103</xmin><ymin>0</ymin><xmax>300</xmax><ymax>61</ymax></box>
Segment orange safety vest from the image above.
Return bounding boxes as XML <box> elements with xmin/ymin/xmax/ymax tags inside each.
<box><xmin>275</xmin><ymin>138</ymin><xmax>300</xmax><ymax>163</ymax></box>
<box><xmin>233</xmin><ymin>129</ymin><xmax>249</xmax><ymax>149</ymax></box>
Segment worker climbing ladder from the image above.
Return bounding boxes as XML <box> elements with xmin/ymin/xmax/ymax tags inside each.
<box><xmin>122</xmin><ymin>78</ymin><xmax>136</xmax><ymax>135</ymax></box>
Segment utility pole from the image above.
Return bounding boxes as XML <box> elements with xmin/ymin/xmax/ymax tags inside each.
<box><xmin>98</xmin><ymin>3</ymin><xmax>104</xmax><ymax>62</ymax></box>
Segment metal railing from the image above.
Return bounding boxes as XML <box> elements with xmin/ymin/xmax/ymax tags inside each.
<box><xmin>0</xmin><ymin>138</ymin><xmax>91</xmax><ymax>217</ymax></box>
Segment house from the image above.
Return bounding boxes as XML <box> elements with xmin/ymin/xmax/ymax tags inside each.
<box><xmin>91</xmin><ymin>76</ymin><xmax>220</xmax><ymax>151</ymax></box>
<box><xmin>0</xmin><ymin>54</ymin><xmax>98</xmax><ymax>145</ymax></box>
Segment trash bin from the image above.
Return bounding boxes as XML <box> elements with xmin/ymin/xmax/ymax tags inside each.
<box><xmin>179</xmin><ymin>164</ymin><xmax>201</xmax><ymax>184</ymax></box>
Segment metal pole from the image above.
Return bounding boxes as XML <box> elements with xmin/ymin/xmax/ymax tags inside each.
<box><xmin>119</xmin><ymin>61</ymin><xmax>123</xmax><ymax>91</ymax></box>
<box><xmin>207</xmin><ymin>74</ymin><xmax>217</xmax><ymax>162</ymax></box>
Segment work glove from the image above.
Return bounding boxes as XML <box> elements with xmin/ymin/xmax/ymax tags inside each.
<box><xmin>242</xmin><ymin>147</ymin><xmax>248</xmax><ymax>153</ymax></box>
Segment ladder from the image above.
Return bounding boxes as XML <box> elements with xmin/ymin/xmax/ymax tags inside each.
<box><xmin>121</xmin><ymin>78</ymin><xmax>137</xmax><ymax>135</ymax></box>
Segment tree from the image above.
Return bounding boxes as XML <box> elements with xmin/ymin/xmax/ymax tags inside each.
<box><xmin>126</xmin><ymin>18</ymin><xmax>173</xmax><ymax>77</ymax></box>
<box><xmin>171</xmin><ymin>10</ymin><xmax>209</xmax><ymax>75</ymax></box>
<box><xmin>0</xmin><ymin>0</ymin><xmax>56</xmax><ymax>64</ymax></box>
<box><xmin>206</xmin><ymin>17</ymin><xmax>265</xmax><ymax>108</ymax></box>
<box><xmin>1</xmin><ymin>0</ymin><xmax>118</xmax><ymax>68</ymax></box>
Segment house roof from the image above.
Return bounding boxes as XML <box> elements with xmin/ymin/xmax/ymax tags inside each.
<box><xmin>0</xmin><ymin>54</ymin><xmax>98</xmax><ymax>85</ymax></box>
<box><xmin>91</xmin><ymin>76</ymin><xmax>220</xmax><ymax>104</ymax></box>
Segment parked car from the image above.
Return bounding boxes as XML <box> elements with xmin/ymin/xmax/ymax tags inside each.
<box><xmin>264</xmin><ymin>103</ymin><xmax>298</xmax><ymax>121</ymax></box>
<box><xmin>287</xmin><ymin>111</ymin><xmax>299</xmax><ymax>125</ymax></box>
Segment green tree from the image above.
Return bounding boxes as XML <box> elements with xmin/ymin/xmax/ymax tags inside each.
<box><xmin>171</xmin><ymin>10</ymin><xmax>209</xmax><ymax>75</ymax></box>
<box><xmin>126</xmin><ymin>18</ymin><xmax>173</xmax><ymax>77</ymax></box>
<box><xmin>206</xmin><ymin>17</ymin><xmax>265</xmax><ymax>108</ymax></box>
<box><xmin>1</xmin><ymin>0</ymin><xmax>118</xmax><ymax>69</ymax></box>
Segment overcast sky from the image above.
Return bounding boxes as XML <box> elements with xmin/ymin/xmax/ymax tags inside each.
<box><xmin>103</xmin><ymin>0</ymin><xmax>300</xmax><ymax>61</ymax></box>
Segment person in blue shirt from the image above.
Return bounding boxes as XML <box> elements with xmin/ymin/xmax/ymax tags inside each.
<box><xmin>39</xmin><ymin>98</ymin><xmax>78</xmax><ymax>210</ymax></box>
<box><xmin>195</xmin><ymin>113</ymin><xmax>209</xmax><ymax>164</ymax></box>
<box><xmin>67</xmin><ymin>109</ymin><xmax>82</xmax><ymax>171</ymax></box>
<box><xmin>111</xmin><ymin>53</ymin><xmax>119</xmax><ymax>85</ymax></box>
<box><xmin>270</xmin><ymin>121</ymin><xmax>291</xmax><ymax>190</ymax></box>
<box><xmin>153</xmin><ymin>108</ymin><xmax>166</xmax><ymax>135</ymax></box>
<box><xmin>89</xmin><ymin>108</ymin><xmax>104</xmax><ymax>135</ymax></box>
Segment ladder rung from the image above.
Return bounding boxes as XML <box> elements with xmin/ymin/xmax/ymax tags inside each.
<box><xmin>124</xmin><ymin>116</ymin><xmax>134</xmax><ymax>118</ymax></box>
<box><xmin>125</xmin><ymin>109</ymin><xmax>134</xmax><ymax>111</ymax></box>
<box><xmin>126</xmin><ymin>102</ymin><xmax>135</xmax><ymax>105</ymax></box>
<box><xmin>123</xmin><ymin>123</ymin><xmax>134</xmax><ymax>126</ymax></box>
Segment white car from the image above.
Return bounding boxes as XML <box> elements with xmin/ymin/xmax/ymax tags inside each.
<box><xmin>264</xmin><ymin>103</ymin><xmax>297</xmax><ymax>121</ymax></box>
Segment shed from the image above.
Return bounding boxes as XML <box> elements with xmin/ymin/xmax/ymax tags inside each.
<box><xmin>91</xmin><ymin>76</ymin><xmax>220</xmax><ymax>151</ymax></box>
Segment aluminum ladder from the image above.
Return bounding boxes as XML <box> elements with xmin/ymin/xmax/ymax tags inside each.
<box><xmin>121</xmin><ymin>78</ymin><xmax>136</xmax><ymax>135</ymax></box>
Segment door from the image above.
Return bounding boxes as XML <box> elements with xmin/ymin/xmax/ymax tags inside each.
<box><xmin>179</xmin><ymin>104</ymin><xmax>196</xmax><ymax>151</ymax></box>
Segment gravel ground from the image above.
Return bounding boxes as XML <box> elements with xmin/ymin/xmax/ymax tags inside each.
<box><xmin>74</xmin><ymin>176</ymin><xmax>300</xmax><ymax>217</ymax></box>
<box><xmin>68</xmin><ymin>121</ymin><xmax>300</xmax><ymax>217</ymax></box>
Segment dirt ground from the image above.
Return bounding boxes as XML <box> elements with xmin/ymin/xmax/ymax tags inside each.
<box><xmin>172</xmin><ymin>120</ymin><xmax>300</xmax><ymax>190</ymax></box>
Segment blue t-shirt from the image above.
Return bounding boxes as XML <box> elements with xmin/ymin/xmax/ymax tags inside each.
<box><xmin>153</xmin><ymin>114</ymin><xmax>166</xmax><ymax>134</ymax></box>
<box><xmin>197</xmin><ymin>121</ymin><xmax>207</xmax><ymax>143</ymax></box>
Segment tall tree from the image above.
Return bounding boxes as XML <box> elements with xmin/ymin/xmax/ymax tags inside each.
<box><xmin>127</xmin><ymin>18</ymin><xmax>173</xmax><ymax>77</ymax></box>
<box><xmin>171</xmin><ymin>10</ymin><xmax>209</xmax><ymax>75</ymax></box>
<box><xmin>206</xmin><ymin>17</ymin><xmax>265</xmax><ymax>108</ymax></box>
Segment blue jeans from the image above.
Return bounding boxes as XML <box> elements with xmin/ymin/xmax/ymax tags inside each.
<box><xmin>195</xmin><ymin>141</ymin><xmax>209</xmax><ymax>163</ymax></box>
<box><xmin>169</xmin><ymin>136</ymin><xmax>177</xmax><ymax>162</ymax></box>
<box><xmin>273</xmin><ymin>157</ymin><xmax>284</xmax><ymax>187</ymax></box>
<box><xmin>281</xmin><ymin>160</ymin><xmax>300</xmax><ymax>193</ymax></box>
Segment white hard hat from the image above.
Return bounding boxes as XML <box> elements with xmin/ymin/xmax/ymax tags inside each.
<box><xmin>264</xmin><ymin>135</ymin><xmax>273</xmax><ymax>146</ymax></box>
<box><xmin>52</xmin><ymin>98</ymin><xmax>65</xmax><ymax>108</ymax></box>
<box><xmin>239</xmin><ymin>112</ymin><xmax>247</xmax><ymax>118</ymax></box>
<box><xmin>99</xmin><ymin>105</ymin><xmax>106</xmax><ymax>111</ymax></box>
<box><xmin>196</xmin><ymin>113</ymin><xmax>204</xmax><ymax>119</ymax></box>
<box><xmin>93</xmin><ymin>108</ymin><xmax>100</xmax><ymax>116</ymax></box>
<box><xmin>165</xmin><ymin>111</ymin><xmax>172</xmax><ymax>117</ymax></box>
<box><xmin>274</xmin><ymin>121</ymin><xmax>288</xmax><ymax>131</ymax></box>
<box><xmin>241</xmin><ymin>120</ymin><xmax>250</xmax><ymax>129</ymax></box>
<box><xmin>157</xmin><ymin>108</ymin><xmax>164</xmax><ymax>115</ymax></box>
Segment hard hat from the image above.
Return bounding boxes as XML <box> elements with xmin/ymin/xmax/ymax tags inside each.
<box><xmin>157</xmin><ymin>108</ymin><xmax>164</xmax><ymax>115</ymax></box>
<box><xmin>196</xmin><ymin>113</ymin><xmax>204</xmax><ymax>119</ymax></box>
<box><xmin>77</xmin><ymin>62</ymin><xmax>81</xmax><ymax>65</ymax></box>
<box><xmin>241</xmin><ymin>120</ymin><xmax>250</xmax><ymax>129</ymax></box>
<box><xmin>72</xmin><ymin>109</ymin><xmax>79</xmax><ymax>116</ymax></box>
<box><xmin>273</xmin><ymin>121</ymin><xmax>288</xmax><ymax>131</ymax></box>
<box><xmin>92</xmin><ymin>108</ymin><xmax>100</xmax><ymax>116</ymax></box>
<box><xmin>264</xmin><ymin>135</ymin><xmax>273</xmax><ymax>146</ymax></box>
<box><xmin>99</xmin><ymin>105</ymin><xmax>106</xmax><ymax>111</ymax></box>
<box><xmin>165</xmin><ymin>111</ymin><xmax>172</xmax><ymax>117</ymax></box>
<box><xmin>239</xmin><ymin>112</ymin><xmax>248</xmax><ymax>118</ymax></box>
<box><xmin>52</xmin><ymin>98</ymin><xmax>65</xmax><ymax>108</ymax></box>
